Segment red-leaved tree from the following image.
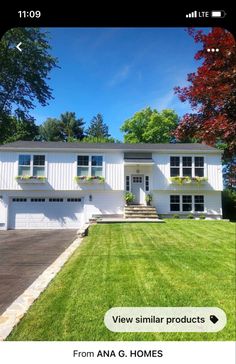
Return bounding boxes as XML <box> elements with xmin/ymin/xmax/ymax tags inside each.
<box><xmin>174</xmin><ymin>28</ymin><xmax>236</xmax><ymax>188</ymax></box>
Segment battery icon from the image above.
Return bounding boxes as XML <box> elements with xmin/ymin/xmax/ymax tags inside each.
<box><xmin>211</xmin><ymin>10</ymin><xmax>226</xmax><ymax>18</ymax></box>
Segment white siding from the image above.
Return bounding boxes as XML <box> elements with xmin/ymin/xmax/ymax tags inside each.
<box><xmin>0</xmin><ymin>152</ymin><xmax>19</xmax><ymax>190</ymax></box>
<box><xmin>152</xmin><ymin>154</ymin><xmax>169</xmax><ymax>190</ymax></box>
<box><xmin>83</xmin><ymin>191</ymin><xmax>124</xmax><ymax>222</ymax></box>
<box><xmin>105</xmin><ymin>153</ymin><xmax>124</xmax><ymax>190</ymax></box>
<box><xmin>0</xmin><ymin>193</ymin><xmax>8</xmax><ymax>229</ymax></box>
<box><xmin>47</xmin><ymin>152</ymin><xmax>75</xmax><ymax>190</ymax></box>
<box><xmin>206</xmin><ymin>154</ymin><xmax>223</xmax><ymax>190</ymax></box>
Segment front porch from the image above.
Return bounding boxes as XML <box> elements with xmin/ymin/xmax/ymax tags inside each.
<box><xmin>124</xmin><ymin>152</ymin><xmax>154</xmax><ymax>205</ymax></box>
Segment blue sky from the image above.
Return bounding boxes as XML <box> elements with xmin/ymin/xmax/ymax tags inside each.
<box><xmin>33</xmin><ymin>27</ymin><xmax>208</xmax><ymax>140</ymax></box>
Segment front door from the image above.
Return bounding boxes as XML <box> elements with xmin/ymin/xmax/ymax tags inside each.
<box><xmin>131</xmin><ymin>175</ymin><xmax>144</xmax><ymax>204</ymax></box>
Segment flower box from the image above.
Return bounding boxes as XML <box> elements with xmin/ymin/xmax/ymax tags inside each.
<box><xmin>74</xmin><ymin>176</ymin><xmax>105</xmax><ymax>184</ymax></box>
<box><xmin>170</xmin><ymin>176</ymin><xmax>208</xmax><ymax>185</ymax></box>
<box><xmin>16</xmin><ymin>176</ymin><xmax>47</xmax><ymax>184</ymax></box>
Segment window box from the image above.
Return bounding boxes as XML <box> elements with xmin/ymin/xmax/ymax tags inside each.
<box><xmin>74</xmin><ymin>176</ymin><xmax>105</xmax><ymax>184</ymax></box>
<box><xmin>170</xmin><ymin>176</ymin><xmax>207</xmax><ymax>185</ymax></box>
<box><xmin>170</xmin><ymin>176</ymin><xmax>192</xmax><ymax>185</ymax></box>
<box><xmin>191</xmin><ymin>177</ymin><xmax>208</xmax><ymax>184</ymax></box>
<box><xmin>15</xmin><ymin>176</ymin><xmax>47</xmax><ymax>184</ymax></box>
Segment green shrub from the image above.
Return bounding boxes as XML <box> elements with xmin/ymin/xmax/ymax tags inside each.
<box><xmin>199</xmin><ymin>214</ymin><xmax>206</xmax><ymax>220</ymax></box>
<box><xmin>187</xmin><ymin>214</ymin><xmax>194</xmax><ymax>219</ymax></box>
<box><xmin>172</xmin><ymin>214</ymin><xmax>180</xmax><ymax>219</ymax></box>
<box><xmin>125</xmin><ymin>192</ymin><xmax>135</xmax><ymax>205</ymax></box>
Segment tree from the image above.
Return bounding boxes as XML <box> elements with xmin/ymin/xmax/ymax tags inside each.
<box><xmin>39</xmin><ymin>118</ymin><xmax>62</xmax><ymax>141</ymax></box>
<box><xmin>86</xmin><ymin>113</ymin><xmax>110</xmax><ymax>142</ymax></box>
<box><xmin>0</xmin><ymin>28</ymin><xmax>58</xmax><ymax>127</ymax></box>
<box><xmin>0</xmin><ymin>115</ymin><xmax>38</xmax><ymax>144</ymax></box>
<box><xmin>82</xmin><ymin>136</ymin><xmax>120</xmax><ymax>143</ymax></box>
<box><xmin>120</xmin><ymin>107</ymin><xmax>179</xmax><ymax>143</ymax></box>
<box><xmin>174</xmin><ymin>28</ymin><xmax>236</xmax><ymax>159</ymax></box>
<box><xmin>60</xmin><ymin>112</ymin><xmax>84</xmax><ymax>141</ymax></box>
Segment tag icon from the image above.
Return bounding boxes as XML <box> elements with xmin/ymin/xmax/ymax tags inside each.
<box><xmin>210</xmin><ymin>315</ymin><xmax>219</xmax><ymax>324</ymax></box>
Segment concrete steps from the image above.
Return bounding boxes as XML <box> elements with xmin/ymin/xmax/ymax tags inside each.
<box><xmin>124</xmin><ymin>205</ymin><xmax>159</xmax><ymax>219</ymax></box>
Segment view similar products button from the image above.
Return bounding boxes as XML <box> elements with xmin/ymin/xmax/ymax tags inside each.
<box><xmin>104</xmin><ymin>307</ymin><xmax>227</xmax><ymax>332</ymax></box>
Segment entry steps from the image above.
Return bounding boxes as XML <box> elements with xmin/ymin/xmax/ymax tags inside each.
<box><xmin>124</xmin><ymin>205</ymin><xmax>159</xmax><ymax>219</ymax></box>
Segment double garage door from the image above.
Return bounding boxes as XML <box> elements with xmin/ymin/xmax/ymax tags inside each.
<box><xmin>9</xmin><ymin>197</ymin><xmax>84</xmax><ymax>229</ymax></box>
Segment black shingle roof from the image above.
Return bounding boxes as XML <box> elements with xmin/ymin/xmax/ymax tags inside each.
<box><xmin>0</xmin><ymin>140</ymin><xmax>220</xmax><ymax>152</ymax></box>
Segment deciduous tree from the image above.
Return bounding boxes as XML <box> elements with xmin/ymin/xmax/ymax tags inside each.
<box><xmin>174</xmin><ymin>28</ymin><xmax>236</xmax><ymax>158</ymax></box>
<box><xmin>120</xmin><ymin>107</ymin><xmax>179</xmax><ymax>143</ymax></box>
<box><xmin>0</xmin><ymin>27</ymin><xmax>58</xmax><ymax>135</ymax></box>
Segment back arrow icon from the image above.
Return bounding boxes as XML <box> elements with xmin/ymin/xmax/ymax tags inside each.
<box><xmin>16</xmin><ymin>42</ymin><xmax>22</xmax><ymax>52</ymax></box>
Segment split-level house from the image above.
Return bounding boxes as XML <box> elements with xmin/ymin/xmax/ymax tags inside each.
<box><xmin>0</xmin><ymin>141</ymin><xmax>223</xmax><ymax>229</ymax></box>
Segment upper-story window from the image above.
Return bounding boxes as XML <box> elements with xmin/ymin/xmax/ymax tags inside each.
<box><xmin>182</xmin><ymin>157</ymin><xmax>192</xmax><ymax>177</ymax></box>
<box><xmin>170</xmin><ymin>156</ymin><xmax>204</xmax><ymax>177</ymax></box>
<box><xmin>77</xmin><ymin>156</ymin><xmax>89</xmax><ymax>176</ymax></box>
<box><xmin>170</xmin><ymin>156</ymin><xmax>180</xmax><ymax>177</ymax></box>
<box><xmin>195</xmin><ymin>157</ymin><xmax>204</xmax><ymax>177</ymax></box>
<box><xmin>91</xmin><ymin>156</ymin><xmax>103</xmax><ymax>177</ymax></box>
<box><xmin>18</xmin><ymin>155</ymin><xmax>45</xmax><ymax>176</ymax></box>
<box><xmin>77</xmin><ymin>155</ymin><xmax>103</xmax><ymax>177</ymax></box>
<box><xmin>18</xmin><ymin>155</ymin><xmax>31</xmax><ymax>176</ymax></box>
<box><xmin>33</xmin><ymin>155</ymin><xmax>45</xmax><ymax>177</ymax></box>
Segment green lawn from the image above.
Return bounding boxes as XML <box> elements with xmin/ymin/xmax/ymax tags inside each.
<box><xmin>8</xmin><ymin>220</ymin><xmax>235</xmax><ymax>341</ymax></box>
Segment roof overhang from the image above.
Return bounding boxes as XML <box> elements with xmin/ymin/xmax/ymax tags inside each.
<box><xmin>124</xmin><ymin>159</ymin><xmax>154</xmax><ymax>165</ymax></box>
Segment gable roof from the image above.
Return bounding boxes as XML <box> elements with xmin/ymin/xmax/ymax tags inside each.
<box><xmin>0</xmin><ymin>140</ymin><xmax>221</xmax><ymax>153</ymax></box>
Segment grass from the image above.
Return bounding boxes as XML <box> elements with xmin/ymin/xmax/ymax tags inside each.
<box><xmin>8</xmin><ymin>220</ymin><xmax>235</xmax><ymax>341</ymax></box>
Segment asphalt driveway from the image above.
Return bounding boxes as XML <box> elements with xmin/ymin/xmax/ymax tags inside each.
<box><xmin>0</xmin><ymin>230</ymin><xmax>77</xmax><ymax>315</ymax></box>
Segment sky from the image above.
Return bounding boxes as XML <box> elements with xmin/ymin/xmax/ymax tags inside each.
<box><xmin>32</xmin><ymin>27</ymin><xmax>208</xmax><ymax>140</ymax></box>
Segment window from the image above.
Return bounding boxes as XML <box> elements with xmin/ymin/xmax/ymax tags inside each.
<box><xmin>183</xmin><ymin>157</ymin><xmax>192</xmax><ymax>177</ymax></box>
<box><xmin>12</xmin><ymin>198</ymin><xmax>27</xmax><ymax>202</ymax></box>
<box><xmin>170</xmin><ymin>156</ymin><xmax>180</xmax><ymax>177</ymax></box>
<box><xmin>132</xmin><ymin>176</ymin><xmax>143</xmax><ymax>183</ymax></box>
<box><xmin>18</xmin><ymin>154</ymin><xmax>46</xmax><ymax>176</ymax></box>
<box><xmin>182</xmin><ymin>195</ymin><xmax>192</xmax><ymax>211</ymax></box>
<box><xmin>170</xmin><ymin>195</ymin><xmax>180</xmax><ymax>211</ymax></box>
<box><xmin>195</xmin><ymin>157</ymin><xmax>204</xmax><ymax>177</ymax></box>
<box><xmin>77</xmin><ymin>155</ymin><xmax>89</xmax><ymax>176</ymax></box>
<box><xmin>49</xmin><ymin>198</ymin><xmax>63</xmax><ymax>202</ymax></box>
<box><xmin>126</xmin><ymin>176</ymin><xmax>130</xmax><ymax>191</ymax></box>
<box><xmin>91</xmin><ymin>156</ymin><xmax>103</xmax><ymax>177</ymax></box>
<box><xmin>30</xmin><ymin>198</ymin><xmax>45</xmax><ymax>202</ymax></box>
<box><xmin>67</xmin><ymin>198</ymin><xmax>81</xmax><ymax>202</ymax></box>
<box><xmin>145</xmin><ymin>176</ymin><xmax>149</xmax><ymax>191</ymax></box>
<box><xmin>33</xmin><ymin>155</ymin><xmax>45</xmax><ymax>177</ymax></box>
<box><xmin>170</xmin><ymin>156</ymin><xmax>205</xmax><ymax>177</ymax></box>
<box><xmin>18</xmin><ymin>155</ymin><xmax>31</xmax><ymax>176</ymax></box>
<box><xmin>194</xmin><ymin>195</ymin><xmax>204</xmax><ymax>211</ymax></box>
<box><xmin>77</xmin><ymin>155</ymin><xmax>103</xmax><ymax>177</ymax></box>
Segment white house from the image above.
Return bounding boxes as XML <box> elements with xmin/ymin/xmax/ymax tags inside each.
<box><xmin>0</xmin><ymin>141</ymin><xmax>223</xmax><ymax>229</ymax></box>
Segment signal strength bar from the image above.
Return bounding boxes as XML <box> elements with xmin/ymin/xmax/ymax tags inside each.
<box><xmin>186</xmin><ymin>10</ymin><xmax>197</xmax><ymax>18</ymax></box>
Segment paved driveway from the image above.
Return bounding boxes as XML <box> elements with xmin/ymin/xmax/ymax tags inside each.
<box><xmin>0</xmin><ymin>230</ymin><xmax>77</xmax><ymax>315</ymax></box>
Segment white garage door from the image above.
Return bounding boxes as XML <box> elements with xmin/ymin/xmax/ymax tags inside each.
<box><xmin>9</xmin><ymin>197</ymin><xmax>84</xmax><ymax>229</ymax></box>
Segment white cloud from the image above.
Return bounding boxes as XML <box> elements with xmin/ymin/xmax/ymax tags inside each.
<box><xmin>108</xmin><ymin>65</ymin><xmax>131</xmax><ymax>87</ymax></box>
<box><xmin>153</xmin><ymin>90</ymin><xmax>175</xmax><ymax>110</ymax></box>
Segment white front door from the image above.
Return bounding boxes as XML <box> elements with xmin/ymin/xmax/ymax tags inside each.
<box><xmin>131</xmin><ymin>175</ymin><xmax>144</xmax><ymax>204</ymax></box>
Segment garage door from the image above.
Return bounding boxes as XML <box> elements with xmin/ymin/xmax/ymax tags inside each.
<box><xmin>9</xmin><ymin>197</ymin><xmax>84</xmax><ymax>229</ymax></box>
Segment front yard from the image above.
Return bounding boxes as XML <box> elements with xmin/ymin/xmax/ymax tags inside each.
<box><xmin>8</xmin><ymin>220</ymin><xmax>235</xmax><ymax>341</ymax></box>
